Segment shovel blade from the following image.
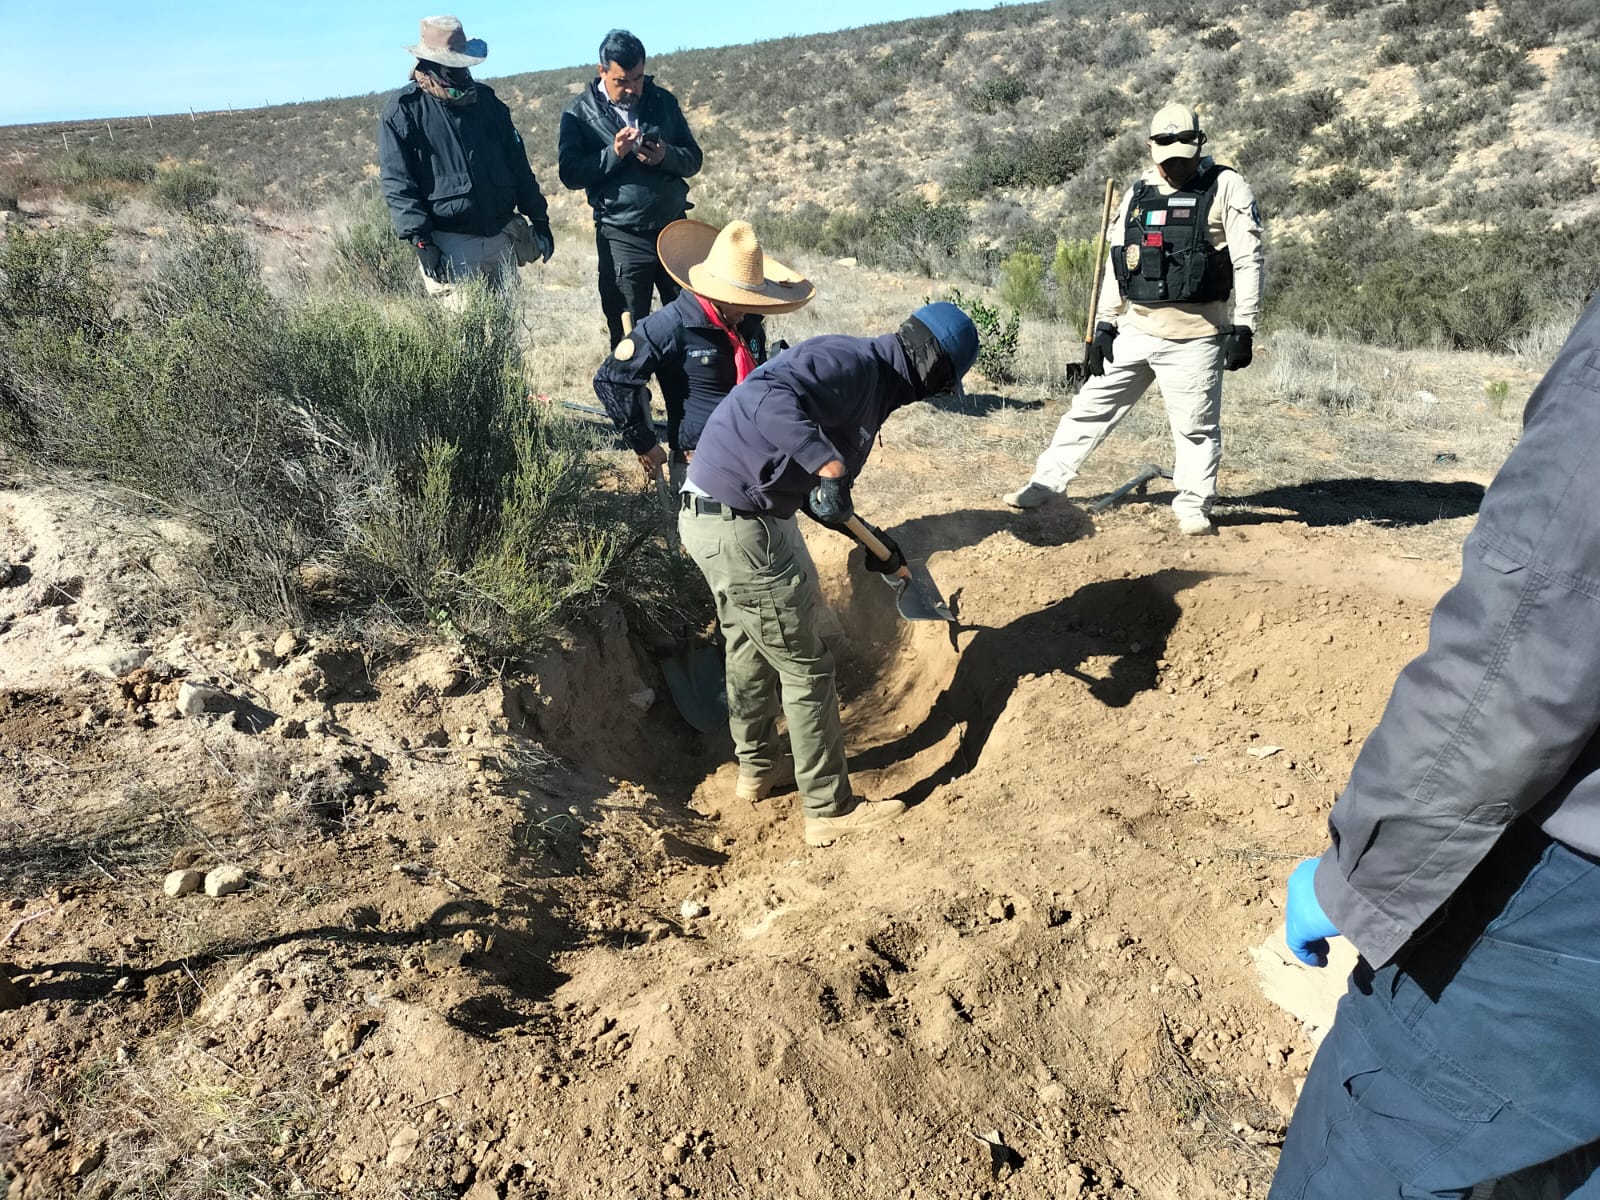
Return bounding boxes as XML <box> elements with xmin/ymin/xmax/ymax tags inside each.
<box><xmin>883</xmin><ymin>561</ymin><xmax>953</xmax><ymax>622</ymax></box>
<box><xmin>661</xmin><ymin>645</ymin><xmax>727</xmax><ymax>733</ymax></box>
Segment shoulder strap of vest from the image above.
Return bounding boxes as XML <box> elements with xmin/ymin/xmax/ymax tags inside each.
<box><xmin>1189</xmin><ymin>164</ymin><xmax>1232</xmax><ymax>233</ymax></box>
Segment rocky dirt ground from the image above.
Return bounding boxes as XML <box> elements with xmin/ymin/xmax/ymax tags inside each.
<box><xmin>0</xmin><ymin>418</ymin><xmax>1479</xmax><ymax>1200</ymax></box>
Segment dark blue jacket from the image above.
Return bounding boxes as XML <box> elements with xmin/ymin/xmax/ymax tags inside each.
<box><xmin>686</xmin><ymin>333</ymin><xmax>917</xmax><ymax>519</ymax></box>
<box><xmin>592</xmin><ymin>289</ymin><xmax>769</xmax><ymax>455</ymax></box>
<box><xmin>557</xmin><ymin>77</ymin><xmax>702</xmax><ymax>233</ymax></box>
<box><xmin>378</xmin><ymin>81</ymin><xmax>548</xmax><ymax>242</ymax></box>
<box><xmin>1315</xmin><ymin>294</ymin><xmax>1600</xmax><ymax>966</ymax></box>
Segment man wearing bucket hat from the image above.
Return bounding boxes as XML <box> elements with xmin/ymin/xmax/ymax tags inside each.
<box><xmin>379</xmin><ymin>16</ymin><xmax>554</xmax><ymax>298</ymax></box>
<box><xmin>678</xmin><ymin>302</ymin><xmax>979</xmax><ymax>847</ymax></box>
<box><xmin>1003</xmin><ymin>102</ymin><xmax>1263</xmax><ymax>535</ymax></box>
<box><xmin>592</xmin><ymin>218</ymin><xmax>813</xmax><ymax>475</ymax></box>
<box><xmin>558</xmin><ymin>30</ymin><xmax>703</xmax><ymax>348</ymax></box>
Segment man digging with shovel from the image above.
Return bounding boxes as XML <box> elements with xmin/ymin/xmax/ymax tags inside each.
<box><xmin>678</xmin><ymin>303</ymin><xmax>978</xmax><ymax>847</ymax></box>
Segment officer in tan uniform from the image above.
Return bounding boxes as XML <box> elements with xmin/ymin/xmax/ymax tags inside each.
<box><xmin>1003</xmin><ymin>102</ymin><xmax>1264</xmax><ymax>535</ymax></box>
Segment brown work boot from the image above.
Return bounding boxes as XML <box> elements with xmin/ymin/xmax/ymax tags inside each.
<box><xmin>803</xmin><ymin>796</ymin><xmax>907</xmax><ymax>847</ymax></box>
<box><xmin>734</xmin><ymin>757</ymin><xmax>795</xmax><ymax>803</ymax></box>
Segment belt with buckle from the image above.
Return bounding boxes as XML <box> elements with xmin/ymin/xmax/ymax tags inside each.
<box><xmin>679</xmin><ymin>492</ymin><xmax>755</xmax><ymax>519</ymax></box>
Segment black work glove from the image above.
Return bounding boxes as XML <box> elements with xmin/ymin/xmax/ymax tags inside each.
<box><xmin>1086</xmin><ymin>322</ymin><xmax>1118</xmax><ymax>377</ymax></box>
<box><xmin>1220</xmin><ymin>325</ymin><xmax>1253</xmax><ymax>371</ymax></box>
<box><xmin>858</xmin><ymin>522</ymin><xmax>906</xmax><ymax>575</ymax></box>
<box><xmin>530</xmin><ymin>219</ymin><xmax>555</xmax><ymax>263</ymax></box>
<box><xmin>808</xmin><ymin>476</ymin><xmax>854</xmax><ymax>525</ymax></box>
<box><xmin>415</xmin><ymin>238</ymin><xmax>446</xmax><ymax>282</ymax></box>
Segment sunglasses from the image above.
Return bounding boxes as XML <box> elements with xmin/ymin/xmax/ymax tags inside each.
<box><xmin>1150</xmin><ymin>130</ymin><xmax>1203</xmax><ymax>146</ymax></box>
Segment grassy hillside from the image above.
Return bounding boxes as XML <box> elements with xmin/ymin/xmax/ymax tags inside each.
<box><xmin>3</xmin><ymin>0</ymin><xmax>1597</xmax><ymax>350</ymax></box>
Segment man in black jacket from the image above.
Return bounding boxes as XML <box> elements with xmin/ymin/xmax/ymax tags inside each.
<box><xmin>1271</xmin><ymin>296</ymin><xmax>1600</xmax><ymax>1198</ymax></box>
<box><xmin>558</xmin><ymin>29</ymin><xmax>703</xmax><ymax>347</ymax></box>
<box><xmin>379</xmin><ymin>16</ymin><xmax>553</xmax><ymax>298</ymax></box>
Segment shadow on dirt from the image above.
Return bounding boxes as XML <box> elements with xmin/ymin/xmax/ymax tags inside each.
<box><xmin>1221</xmin><ymin>478</ymin><xmax>1485</xmax><ymax>529</ymax></box>
<box><xmin>882</xmin><ymin>501</ymin><xmax>1096</xmax><ymax>564</ymax></box>
<box><xmin>852</xmin><ymin>568</ymin><xmax>1212</xmax><ymax>806</ymax></box>
<box><xmin>926</xmin><ymin>389</ymin><xmax>1045</xmax><ymax>416</ymax></box>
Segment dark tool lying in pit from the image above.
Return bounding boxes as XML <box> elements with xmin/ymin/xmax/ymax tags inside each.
<box><xmin>1087</xmin><ymin>463</ymin><xmax>1173</xmax><ymax>515</ymax></box>
<box><xmin>843</xmin><ymin>516</ymin><xmax>954</xmax><ymax>623</ymax></box>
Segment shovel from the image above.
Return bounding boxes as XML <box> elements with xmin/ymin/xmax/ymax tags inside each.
<box><xmin>1088</xmin><ymin>462</ymin><xmax>1173</xmax><ymax>515</ymax></box>
<box><xmin>1063</xmin><ymin>177</ymin><xmax>1118</xmax><ymax>391</ymax></box>
<box><xmin>843</xmin><ymin>516</ymin><xmax>953</xmax><ymax>623</ymax></box>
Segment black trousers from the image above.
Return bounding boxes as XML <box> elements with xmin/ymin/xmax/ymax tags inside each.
<box><xmin>595</xmin><ymin>224</ymin><xmax>681</xmax><ymax>348</ymax></box>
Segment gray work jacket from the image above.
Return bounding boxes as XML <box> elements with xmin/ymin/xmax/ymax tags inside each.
<box><xmin>1315</xmin><ymin>295</ymin><xmax>1600</xmax><ymax>966</ymax></box>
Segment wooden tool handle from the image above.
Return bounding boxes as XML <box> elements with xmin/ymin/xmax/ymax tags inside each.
<box><xmin>1083</xmin><ymin>177</ymin><xmax>1116</xmax><ymax>348</ymax></box>
<box><xmin>842</xmin><ymin>515</ymin><xmax>909</xmax><ymax>579</ymax></box>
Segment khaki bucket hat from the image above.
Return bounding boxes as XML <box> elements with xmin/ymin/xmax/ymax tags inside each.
<box><xmin>407</xmin><ymin>16</ymin><xmax>487</xmax><ymax>67</ymax></box>
<box><xmin>657</xmin><ymin>220</ymin><xmax>816</xmax><ymax>314</ymax></box>
<box><xmin>1148</xmin><ymin>102</ymin><xmax>1204</xmax><ymax>161</ymax></box>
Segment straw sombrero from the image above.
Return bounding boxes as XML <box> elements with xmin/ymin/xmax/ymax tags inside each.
<box><xmin>657</xmin><ymin>220</ymin><xmax>815</xmax><ymax>314</ymax></box>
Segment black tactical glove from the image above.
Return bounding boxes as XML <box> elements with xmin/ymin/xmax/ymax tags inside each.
<box><xmin>530</xmin><ymin>219</ymin><xmax>555</xmax><ymax>263</ymax></box>
<box><xmin>1221</xmin><ymin>325</ymin><xmax>1254</xmax><ymax>371</ymax></box>
<box><xmin>858</xmin><ymin>523</ymin><xmax>906</xmax><ymax>575</ymax></box>
<box><xmin>1086</xmin><ymin>322</ymin><xmax>1118</xmax><ymax>377</ymax></box>
<box><xmin>415</xmin><ymin>238</ymin><xmax>446</xmax><ymax>283</ymax></box>
<box><xmin>808</xmin><ymin>476</ymin><xmax>854</xmax><ymax>525</ymax></box>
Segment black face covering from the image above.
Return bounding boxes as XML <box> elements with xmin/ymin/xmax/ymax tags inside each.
<box><xmin>414</xmin><ymin>60</ymin><xmax>478</xmax><ymax>104</ymax></box>
<box><xmin>895</xmin><ymin>315</ymin><xmax>956</xmax><ymax>399</ymax></box>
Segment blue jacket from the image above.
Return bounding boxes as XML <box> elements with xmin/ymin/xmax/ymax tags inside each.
<box><xmin>686</xmin><ymin>333</ymin><xmax>917</xmax><ymax>519</ymax></box>
<box><xmin>378</xmin><ymin>81</ymin><xmax>548</xmax><ymax>242</ymax></box>
<box><xmin>1315</xmin><ymin>294</ymin><xmax>1600</xmax><ymax>966</ymax></box>
<box><xmin>557</xmin><ymin>77</ymin><xmax>702</xmax><ymax>233</ymax></box>
<box><xmin>593</xmin><ymin>289</ymin><xmax>769</xmax><ymax>456</ymax></box>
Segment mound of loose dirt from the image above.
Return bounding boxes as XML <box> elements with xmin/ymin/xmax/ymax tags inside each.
<box><xmin>2</xmin><ymin>472</ymin><xmax>1457</xmax><ymax>1200</ymax></box>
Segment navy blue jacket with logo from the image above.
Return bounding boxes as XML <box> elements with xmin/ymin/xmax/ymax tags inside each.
<box><xmin>557</xmin><ymin>77</ymin><xmax>702</xmax><ymax>233</ymax></box>
<box><xmin>378</xmin><ymin>81</ymin><xmax>548</xmax><ymax>242</ymax></box>
<box><xmin>593</xmin><ymin>289</ymin><xmax>769</xmax><ymax>456</ymax></box>
<box><xmin>686</xmin><ymin>333</ymin><xmax>916</xmax><ymax>519</ymax></box>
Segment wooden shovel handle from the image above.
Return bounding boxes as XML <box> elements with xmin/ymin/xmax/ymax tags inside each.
<box><xmin>1083</xmin><ymin>177</ymin><xmax>1117</xmax><ymax>349</ymax></box>
<box><xmin>842</xmin><ymin>515</ymin><xmax>910</xmax><ymax>579</ymax></box>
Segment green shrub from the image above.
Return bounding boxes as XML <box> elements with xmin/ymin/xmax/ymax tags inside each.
<box><xmin>45</xmin><ymin>148</ymin><xmax>155</xmax><ymax>189</ymax></box>
<box><xmin>326</xmin><ymin>188</ymin><xmax>419</xmax><ymax>295</ymax></box>
<box><xmin>947</xmin><ymin>123</ymin><xmax>1092</xmax><ymax>199</ymax></box>
<box><xmin>998</xmin><ymin>249</ymin><xmax>1046</xmax><ymax>315</ymax></box>
<box><xmin>0</xmin><ymin>221</ymin><xmax>668</xmax><ymax>652</ymax></box>
<box><xmin>1199</xmin><ymin>25</ymin><xmax>1240</xmax><ymax>50</ymax></box>
<box><xmin>1052</xmin><ymin>238</ymin><xmax>1101</xmax><ymax>328</ymax></box>
<box><xmin>945</xmin><ymin>287</ymin><xmax>1021</xmax><ymax>384</ymax></box>
<box><xmin>152</xmin><ymin>163</ymin><xmax>221</xmax><ymax>213</ymax></box>
<box><xmin>965</xmin><ymin>75</ymin><xmax>1025</xmax><ymax>113</ymax></box>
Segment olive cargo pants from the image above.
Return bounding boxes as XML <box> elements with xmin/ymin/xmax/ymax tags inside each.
<box><xmin>678</xmin><ymin>502</ymin><xmax>852</xmax><ymax>819</ymax></box>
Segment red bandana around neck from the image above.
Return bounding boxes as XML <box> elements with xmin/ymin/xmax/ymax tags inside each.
<box><xmin>694</xmin><ymin>295</ymin><xmax>757</xmax><ymax>382</ymax></box>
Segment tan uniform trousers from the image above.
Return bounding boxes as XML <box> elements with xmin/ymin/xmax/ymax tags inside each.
<box><xmin>1029</xmin><ymin>326</ymin><xmax>1224</xmax><ymax>522</ymax></box>
<box><xmin>678</xmin><ymin>503</ymin><xmax>853</xmax><ymax>819</ymax></box>
<box><xmin>420</xmin><ymin>228</ymin><xmax>517</xmax><ymax>305</ymax></box>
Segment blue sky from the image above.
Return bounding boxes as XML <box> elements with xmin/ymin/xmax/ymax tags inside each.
<box><xmin>7</xmin><ymin>1</ymin><xmax>1026</xmax><ymax>126</ymax></box>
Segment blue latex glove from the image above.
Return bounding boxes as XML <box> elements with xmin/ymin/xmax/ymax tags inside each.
<box><xmin>1286</xmin><ymin>858</ymin><xmax>1340</xmax><ymax>967</ymax></box>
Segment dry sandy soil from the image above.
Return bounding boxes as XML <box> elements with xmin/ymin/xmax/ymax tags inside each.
<box><xmin>1</xmin><ymin>402</ymin><xmax>1481</xmax><ymax>1200</ymax></box>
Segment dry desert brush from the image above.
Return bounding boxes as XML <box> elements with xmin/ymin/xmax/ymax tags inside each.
<box><xmin>0</xmin><ymin>218</ymin><xmax>657</xmax><ymax>652</ymax></box>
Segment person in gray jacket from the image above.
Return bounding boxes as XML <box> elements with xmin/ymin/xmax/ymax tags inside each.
<box><xmin>558</xmin><ymin>29</ymin><xmax>703</xmax><ymax>347</ymax></box>
<box><xmin>1272</xmin><ymin>296</ymin><xmax>1600</xmax><ymax>1198</ymax></box>
<box><xmin>378</xmin><ymin>16</ymin><xmax>553</xmax><ymax>298</ymax></box>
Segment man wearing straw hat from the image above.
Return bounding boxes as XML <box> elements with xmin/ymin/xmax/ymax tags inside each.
<box><xmin>592</xmin><ymin>219</ymin><xmax>812</xmax><ymax>477</ymax></box>
<box><xmin>559</xmin><ymin>30</ymin><xmax>703</xmax><ymax>348</ymax></box>
<box><xmin>379</xmin><ymin>15</ymin><xmax>554</xmax><ymax>298</ymax></box>
<box><xmin>679</xmin><ymin>302</ymin><xmax>979</xmax><ymax>847</ymax></box>
<box><xmin>1002</xmin><ymin>102</ymin><xmax>1262</xmax><ymax>535</ymax></box>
